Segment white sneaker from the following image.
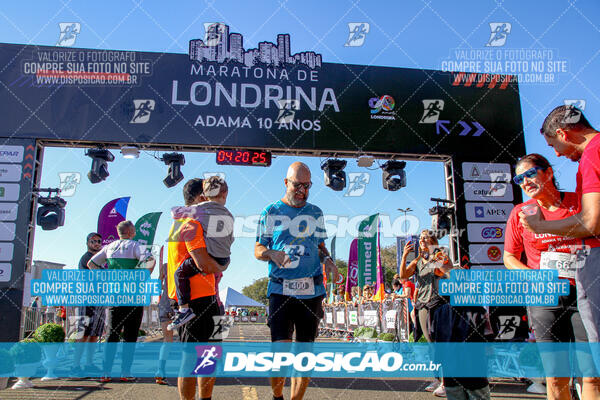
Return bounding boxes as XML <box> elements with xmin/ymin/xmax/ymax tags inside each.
<box><xmin>425</xmin><ymin>379</ymin><xmax>441</xmax><ymax>392</ymax></box>
<box><xmin>433</xmin><ymin>384</ymin><xmax>446</xmax><ymax>397</ymax></box>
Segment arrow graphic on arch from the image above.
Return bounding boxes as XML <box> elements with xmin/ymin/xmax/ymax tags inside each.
<box><xmin>435</xmin><ymin>120</ymin><xmax>485</xmax><ymax>136</ymax></box>
<box><xmin>458</xmin><ymin>121</ymin><xmax>485</xmax><ymax>136</ymax></box>
<box><xmin>435</xmin><ymin>120</ymin><xmax>450</xmax><ymax>134</ymax></box>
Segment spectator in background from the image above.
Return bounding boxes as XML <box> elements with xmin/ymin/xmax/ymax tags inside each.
<box><xmin>72</xmin><ymin>232</ymin><xmax>105</xmax><ymax>377</ymax></box>
<box><xmin>350</xmin><ymin>286</ymin><xmax>360</xmax><ymax>305</ymax></box>
<box><xmin>360</xmin><ymin>285</ymin><xmax>371</xmax><ymax>303</ymax></box>
<box><xmin>335</xmin><ymin>286</ymin><xmax>346</xmax><ymax>303</ymax></box>
<box><xmin>89</xmin><ymin>221</ymin><xmax>155</xmax><ymax>383</ymax></box>
<box><xmin>391</xmin><ymin>279</ymin><xmax>402</xmax><ymax>298</ymax></box>
<box><xmin>155</xmin><ymin>260</ymin><xmax>174</xmax><ymax>385</ymax></box>
<box><xmin>399</xmin><ymin>230</ymin><xmax>452</xmax><ymax>397</ymax></box>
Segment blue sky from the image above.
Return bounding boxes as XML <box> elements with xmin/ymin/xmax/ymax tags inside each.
<box><xmin>2</xmin><ymin>0</ymin><xmax>598</xmax><ymax>292</ymax></box>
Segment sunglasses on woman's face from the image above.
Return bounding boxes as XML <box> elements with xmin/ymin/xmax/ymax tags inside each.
<box><xmin>513</xmin><ymin>166</ymin><xmax>544</xmax><ymax>185</ymax></box>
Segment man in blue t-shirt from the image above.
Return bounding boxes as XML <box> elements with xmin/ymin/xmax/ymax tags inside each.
<box><xmin>255</xmin><ymin>161</ymin><xmax>338</xmax><ymax>400</ymax></box>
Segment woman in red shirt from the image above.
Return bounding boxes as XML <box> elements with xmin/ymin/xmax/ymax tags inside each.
<box><xmin>504</xmin><ymin>153</ymin><xmax>599</xmax><ymax>400</ymax></box>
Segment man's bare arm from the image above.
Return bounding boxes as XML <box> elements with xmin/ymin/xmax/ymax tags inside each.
<box><xmin>522</xmin><ymin>192</ymin><xmax>600</xmax><ymax>237</ymax></box>
<box><xmin>254</xmin><ymin>242</ymin><xmax>271</xmax><ymax>261</ymax></box>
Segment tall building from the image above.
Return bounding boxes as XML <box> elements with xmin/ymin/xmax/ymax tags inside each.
<box><xmin>259</xmin><ymin>42</ymin><xmax>272</xmax><ymax>64</ymax></box>
<box><xmin>271</xmin><ymin>46</ymin><xmax>279</xmax><ymax>66</ymax></box>
<box><xmin>277</xmin><ymin>34</ymin><xmax>291</xmax><ymax>64</ymax></box>
<box><xmin>189</xmin><ymin>39</ymin><xmax>203</xmax><ymax>60</ymax></box>
<box><xmin>230</xmin><ymin>33</ymin><xmax>243</xmax><ymax>63</ymax></box>
<box><xmin>216</xmin><ymin>23</ymin><xmax>229</xmax><ymax>63</ymax></box>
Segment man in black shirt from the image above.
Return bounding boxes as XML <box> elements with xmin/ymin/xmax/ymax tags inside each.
<box><xmin>71</xmin><ymin>232</ymin><xmax>105</xmax><ymax>376</ymax></box>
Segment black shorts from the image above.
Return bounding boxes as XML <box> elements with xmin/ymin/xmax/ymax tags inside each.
<box><xmin>527</xmin><ymin>288</ymin><xmax>597</xmax><ymax>376</ymax></box>
<box><xmin>268</xmin><ymin>293</ymin><xmax>324</xmax><ymax>342</ymax></box>
<box><xmin>528</xmin><ymin>288</ymin><xmax>588</xmax><ymax>342</ymax></box>
<box><xmin>75</xmin><ymin>306</ymin><xmax>105</xmax><ymax>338</ymax></box>
<box><xmin>178</xmin><ymin>295</ymin><xmax>221</xmax><ymax>343</ymax></box>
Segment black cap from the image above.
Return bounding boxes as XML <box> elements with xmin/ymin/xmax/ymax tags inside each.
<box><xmin>86</xmin><ymin>232</ymin><xmax>101</xmax><ymax>242</ymax></box>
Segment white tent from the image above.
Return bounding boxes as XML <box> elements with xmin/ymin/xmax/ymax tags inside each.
<box><xmin>219</xmin><ymin>287</ymin><xmax>266</xmax><ymax>309</ymax></box>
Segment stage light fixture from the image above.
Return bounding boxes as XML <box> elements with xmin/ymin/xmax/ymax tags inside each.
<box><xmin>120</xmin><ymin>145</ymin><xmax>140</xmax><ymax>159</ymax></box>
<box><xmin>429</xmin><ymin>198</ymin><xmax>454</xmax><ymax>239</ymax></box>
<box><xmin>162</xmin><ymin>152</ymin><xmax>185</xmax><ymax>188</ymax></box>
<box><xmin>36</xmin><ymin>195</ymin><xmax>67</xmax><ymax>231</ymax></box>
<box><xmin>321</xmin><ymin>159</ymin><xmax>347</xmax><ymax>191</ymax></box>
<box><xmin>381</xmin><ymin>160</ymin><xmax>406</xmax><ymax>191</ymax></box>
<box><xmin>85</xmin><ymin>149</ymin><xmax>115</xmax><ymax>184</ymax></box>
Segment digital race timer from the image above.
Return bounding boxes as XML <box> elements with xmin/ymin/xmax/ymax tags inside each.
<box><xmin>215</xmin><ymin>149</ymin><xmax>272</xmax><ymax>166</ymax></box>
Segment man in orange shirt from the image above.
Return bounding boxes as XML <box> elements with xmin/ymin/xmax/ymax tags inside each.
<box><xmin>167</xmin><ymin>178</ymin><xmax>228</xmax><ymax>400</ymax></box>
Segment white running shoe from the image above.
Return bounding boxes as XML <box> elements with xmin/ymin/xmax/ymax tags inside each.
<box><xmin>425</xmin><ymin>379</ymin><xmax>441</xmax><ymax>392</ymax></box>
<box><xmin>433</xmin><ymin>384</ymin><xmax>446</xmax><ymax>397</ymax></box>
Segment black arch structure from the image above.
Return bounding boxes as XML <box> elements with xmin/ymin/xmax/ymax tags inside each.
<box><xmin>0</xmin><ymin>42</ymin><xmax>525</xmax><ymax>341</ymax></box>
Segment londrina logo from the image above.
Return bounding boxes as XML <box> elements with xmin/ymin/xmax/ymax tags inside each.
<box><xmin>192</xmin><ymin>345</ymin><xmax>222</xmax><ymax>375</ymax></box>
<box><xmin>368</xmin><ymin>95</ymin><xmax>396</xmax><ymax>121</ymax></box>
<box><xmin>369</xmin><ymin>95</ymin><xmax>395</xmax><ymax>114</ymax></box>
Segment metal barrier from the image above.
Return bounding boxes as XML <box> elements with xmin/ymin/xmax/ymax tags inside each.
<box><xmin>320</xmin><ymin>299</ymin><xmax>411</xmax><ymax>342</ymax></box>
<box><xmin>233</xmin><ymin>315</ymin><xmax>267</xmax><ymax>323</ymax></box>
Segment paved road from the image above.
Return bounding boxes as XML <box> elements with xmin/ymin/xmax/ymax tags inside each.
<box><xmin>0</xmin><ymin>323</ymin><xmax>545</xmax><ymax>400</ymax></box>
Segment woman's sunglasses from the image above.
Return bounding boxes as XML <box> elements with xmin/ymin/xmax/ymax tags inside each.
<box><xmin>513</xmin><ymin>166</ymin><xmax>544</xmax><ymax>185</ymax></box>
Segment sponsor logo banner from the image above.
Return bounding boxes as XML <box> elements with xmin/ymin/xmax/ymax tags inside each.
<box><xmin>467</xmin><ymin>223</ymin><xmax>506</xmax><ymax>243</ymax></box>
<box><xmin>464</xmin><ymin>182</ymin><xmax>513</xmax><ymax>202</ymax></box>
<box><xmin>468</xmin><ymin>244</ymin><xmax>504</xmax><ymax>264</ymax></box>
<box><xmin>461</xmin><ymin>162</ymin><xmax>511</xmax><ymax>182</ymax></box>
<box><xmin>465</xmin><ymin>202</ymin><xmax>513</xmax><ymax>222</ymax></box>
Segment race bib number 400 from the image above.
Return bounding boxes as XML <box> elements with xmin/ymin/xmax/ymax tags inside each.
<box><xmin>282</xmin><ymin>277</ymin><xmax>315</xmax><ymax>296</ymax></box>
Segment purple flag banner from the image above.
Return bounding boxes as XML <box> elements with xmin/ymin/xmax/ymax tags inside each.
<box><xmin>97</xmin><ymin>197</ymin><xmax>130</xmax><ymax>246</ymax></box>
<box><xmin>345</xmin><ymin>238</ymin><xmax>358</xmax><ymax>301</ymax></box>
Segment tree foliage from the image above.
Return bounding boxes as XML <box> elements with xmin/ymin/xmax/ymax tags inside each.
<box><xmin>241</xmin><ymin>277</ymin><xmax>269</xmax><ymax>305</ymax></box>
